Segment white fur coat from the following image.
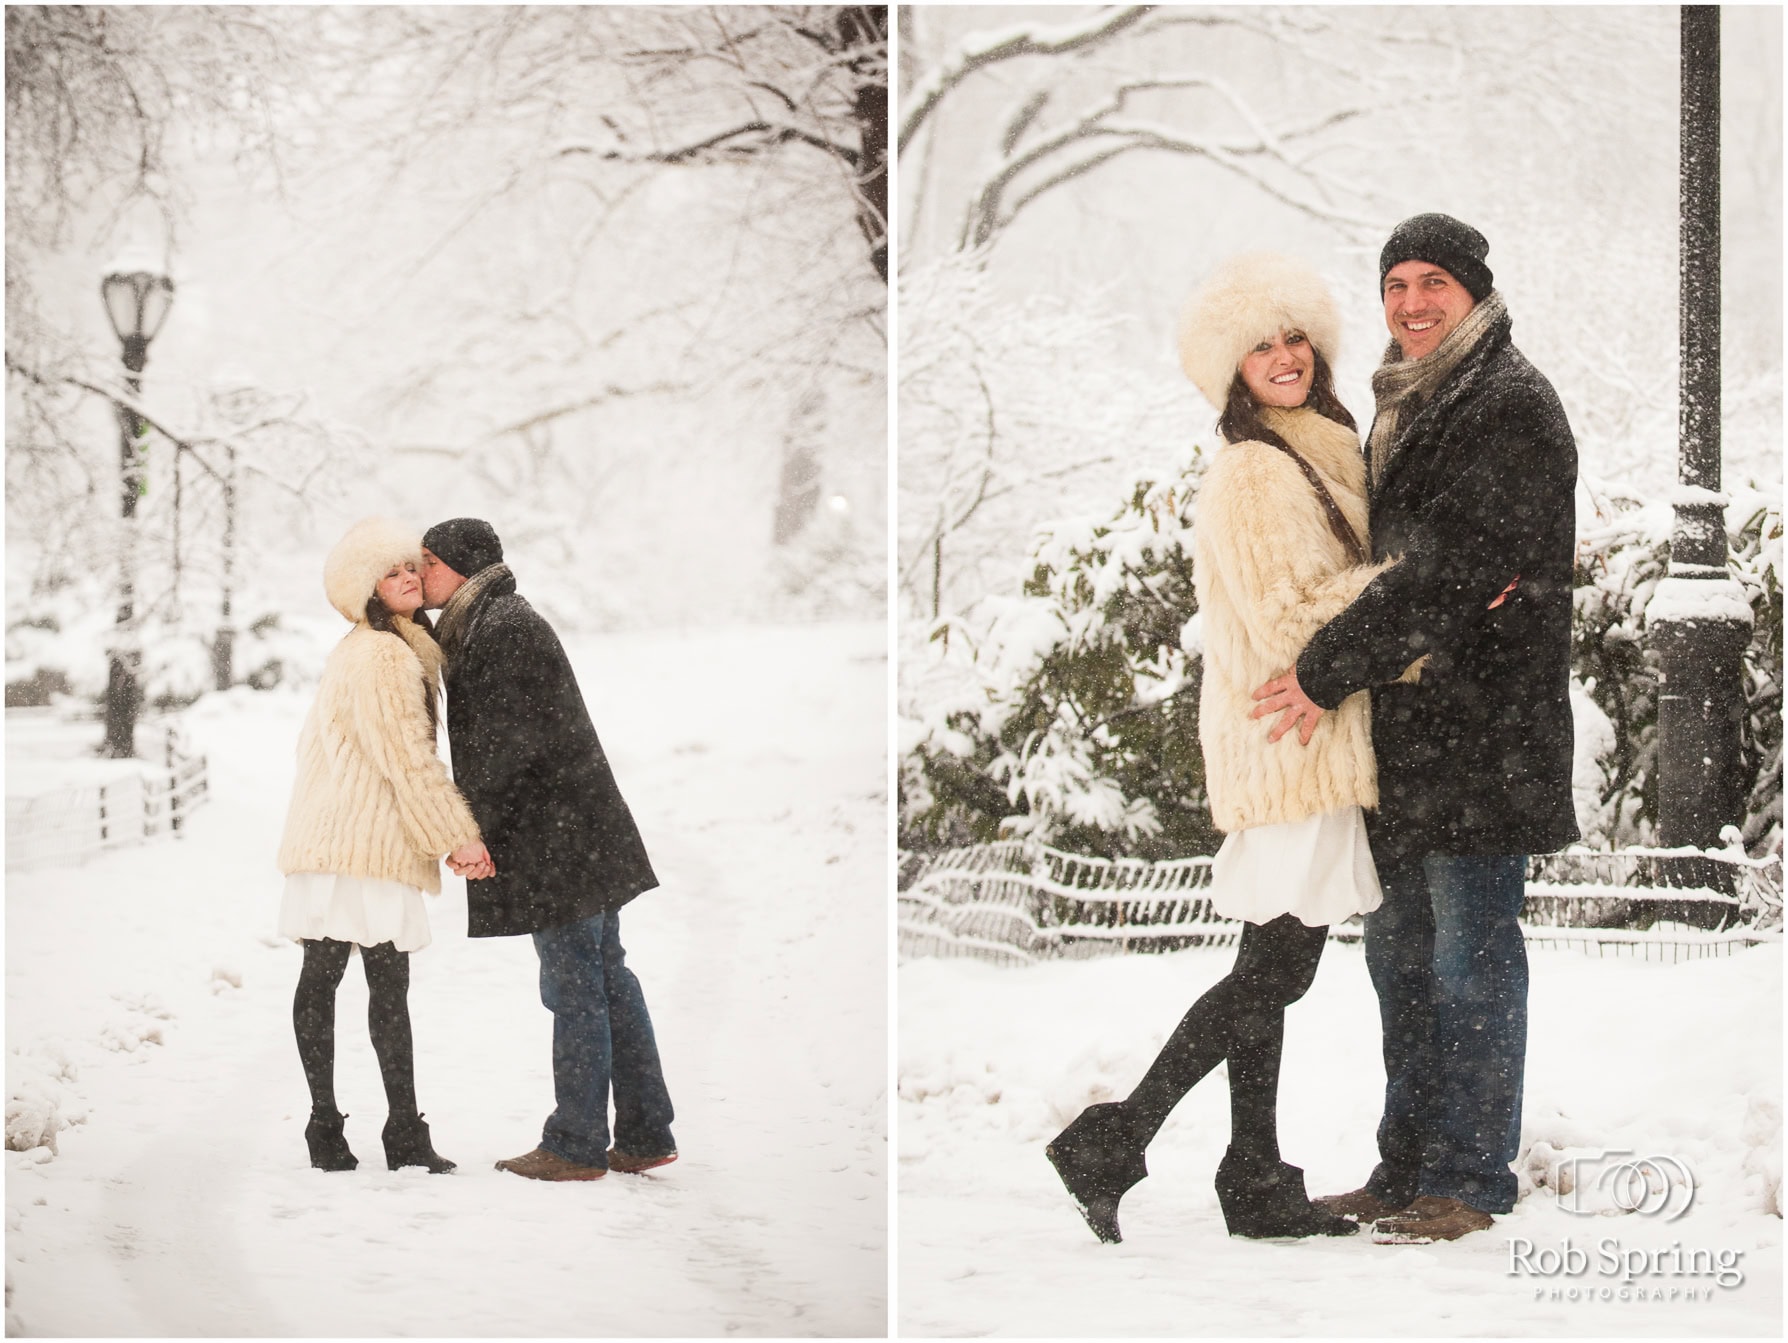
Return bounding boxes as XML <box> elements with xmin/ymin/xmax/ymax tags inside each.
<box><xmin>277</xmin><ymin>616</ymin><xmax>480</xmax><ymax>893</ymax></box>
<box><xmin>1194</xmin><ymin>406</ymin><xmax>1398</xmax><ymax>833</ymax></box>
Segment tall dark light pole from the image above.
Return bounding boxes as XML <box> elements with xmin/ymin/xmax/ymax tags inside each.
<box><xmin>214</xmin><ymin>441</ymin><xmax>238</xmax><ymax>691</ymax></box>
<box><xmin>100</xmin><ymin>267</ymin><xmax>175</xmax><ymax>758</ymax></box>
<box><xmin>1650</xmin><ymin>6</ymin><xmax>1751</xmax><ymax>911</ymax></box>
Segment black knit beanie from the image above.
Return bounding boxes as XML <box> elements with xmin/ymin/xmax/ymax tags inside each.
<box><xmin>422</xmin><ymin>517</ymin><xmax>503</xmax><ymax>578</ymax></box>
<box><xmin>1379</xmin><ymin>213</ymin><xmax>1494</xmax><ymax>302</ymax></box>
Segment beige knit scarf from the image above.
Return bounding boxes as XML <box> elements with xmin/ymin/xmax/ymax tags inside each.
<box><xmin>1367</xmin><ymin>290</ymin><xmax>1507</xmax><ymax>487</ymax></box>
<box><xmin>434</xmin><ymin>562</ymin><xmax>513</xmax><ymax>659</ymax></box>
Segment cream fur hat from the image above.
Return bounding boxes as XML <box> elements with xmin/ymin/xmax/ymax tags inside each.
<box><xmin>1176</xmin><ymin>252</ymin><xmax>1343</xmax><ymax>411</ymax></box>
<box><xmin>323</xmin><ymin>516</ymin><xmax>423</xmax><ymax>623</ymax></box>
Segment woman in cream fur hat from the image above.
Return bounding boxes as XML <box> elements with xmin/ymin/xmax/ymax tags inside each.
<box><xmin>276</xmin><ymin>516</ymin><xmax>492</xmax><ymax>1174</ymax></box>
<box><xmin>1048</xmin><ymin>253</ymin><xmax>1402</xmax><ymax>1244</ymax></box>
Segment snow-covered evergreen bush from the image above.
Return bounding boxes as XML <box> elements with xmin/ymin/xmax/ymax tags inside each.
<box><xmin>1730</xmin><ymin>491</ymin><xmax>1783</xmax><ymax>855</ymax></box>
<box><xmin>903</xmin><ymin>470</ymin><xmax>1784</xmax><ymax>862</ymax></box>
<box><xmin>1574</xmin><ymin>481</ymin><xmax>1782</xmax><ymax>857</ymax></box>
<box><xmin>901</xmin><ymin>445</ymin><xmax>1220</xmax><ymax>861</ymax></box>
<box><xmin>1570</xmin><ymin>483</ymin><xmax>1670</xmax><ymax>848</ymax></box>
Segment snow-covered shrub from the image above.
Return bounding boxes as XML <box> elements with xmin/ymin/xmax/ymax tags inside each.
<box><xmin>1571</xmin><ymin>484</ymin><xmax>1670</xmax><ymax>848</ymax></box>
<box><xmin>1729</xmin><ymin>492</ymin><xmax>1783</xmax><ymax>856</ymax></box>
<box><xmin>4</xmin><ymin>577</ymin><xmax>320</xmax><ymax>720</ymax></box>
<box><xmin>901</xmin><ymin>447</ymin><xmax>1220</xmax><ymax>861</ymax></box>
<box><xmin>762</xmin><ymin>496</ymin><xmax>885</xmax><ymax>623</ymax></box>
<box><xmin>5</xmin><ymin>1045</ymin><xmax>85</xmax><ymax>1158</ymax></box>
<box><xmin>903</xmin><ymin>469</ymin><xmax>1784</xmax><ymax>862</ymax></box>
<box><xmin>1573</xmin><ymin>480</ymin><xmax>1782</xmax><ymax>856</ymax></box>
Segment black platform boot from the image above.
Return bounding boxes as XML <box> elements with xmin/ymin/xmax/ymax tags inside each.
<box><xmin>1214</xmin><ymin>1147</ymin><xmax>1358</xmax><ymax>1238</ymax></box>
<box><xmin>1045</xmin><ymin>1102</ymin><xmax>1149</xmax><ymax>1244</ymax></box>
<box><xmin>305</xmin><ymin>1108</ymin><xmax>358</xmax><ymax>1172</ymax></box>
<box><xmin>383</xmin><ymin>1112</ymin><xmax>457</xmax><ymax>1173</ymax></box>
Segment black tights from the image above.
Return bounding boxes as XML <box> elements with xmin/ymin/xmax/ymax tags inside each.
<box><xmin>1121</xmin><ymin>913</ymin><xmax>1328</xmax><ymax>1163</ymax></box>
<box><xmin>292</xmin><ymin>938</ymin><xmax>417</xmax><ymax>1119</ymax></box>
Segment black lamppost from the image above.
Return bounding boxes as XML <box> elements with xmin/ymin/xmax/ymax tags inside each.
<box><xmin>100</xmin><ymin>267</ymin><xmax>175</xmax><ymax>758</ymax></box>
<box><xmin>213</xmin><ymin>440</ymin><xmax>238</xmax><ymax>692</ymax></box>
<box><xmin>1649</xmin><ymin>6</ymin><xmax>1751</xmax><ymax>917</ymax></box>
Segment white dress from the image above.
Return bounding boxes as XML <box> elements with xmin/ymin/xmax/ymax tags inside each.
<box><xmin>279</xmin><ymin>872</ymin><xmax>432</xmax><ymax>953</ymax></box>
<box><xmin>1207</xmin><ymin>804</ymin><xmax>1383</xmax><ymax>930</ymax></box>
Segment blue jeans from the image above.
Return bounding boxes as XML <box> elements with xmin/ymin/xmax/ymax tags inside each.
<box><xmin>1362</xmin><ymin>853</ymin><xmax>1528</xmax><ymax>1214</ymax></box>
<box><xmin>532</xmin><ymin>912</ymin><xmax>675</xmax><ymax>1169</ymax></box>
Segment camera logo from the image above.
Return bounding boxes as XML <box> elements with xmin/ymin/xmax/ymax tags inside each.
<box><xmin>1557</xmin><ymin>1150</ymin><xmax>1695</xmax><ymax>1221</ymax></box>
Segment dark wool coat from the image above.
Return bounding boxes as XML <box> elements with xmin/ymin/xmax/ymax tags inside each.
<box><xmin>1296</xmin><ymin>309</ymin><xmax>1581</xmax><ymax>860</ymax></box>
<box><xmin>441</xmin><ymin>572</ymin><xmax>658</xmax><ymax>937</ymax></box>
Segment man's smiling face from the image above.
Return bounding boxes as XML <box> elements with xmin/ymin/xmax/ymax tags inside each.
<box><xmin>1382</xmin><ymin>259</ymin><xmax>1476</xmax><ymax>361</ymax></box>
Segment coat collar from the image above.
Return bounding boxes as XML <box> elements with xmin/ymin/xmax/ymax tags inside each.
<box><xmin>436</xmin><ymin>563</ymin><xmax>516</xmax><ymax>659</ymax></box>
<box><xmin>1366</xmin><ymin>308</ymin><xmax>1514</xmax><ymax>499</ymax></box>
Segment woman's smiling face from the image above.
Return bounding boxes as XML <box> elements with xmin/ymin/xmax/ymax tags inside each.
<box><xmin>1239</xmin><ymin>329</ymin><xmax>1314</xmax><ymax>409</ymax></box>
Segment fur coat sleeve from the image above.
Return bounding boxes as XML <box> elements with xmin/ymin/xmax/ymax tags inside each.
<box><xmin>277</xmin><ymin>620</ymin><xmax>481</xmax><ymax>893</ymax></box>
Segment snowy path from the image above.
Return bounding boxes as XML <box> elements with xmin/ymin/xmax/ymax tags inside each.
<box><xmin>6</xmin><ymin>622</ymin><xmax>888</xmax><ymax>1337</ymax></box>
<box><xmin>900</xmin><ymin>939</ymin><xmax>1782</xmax><ymax>1336</ymax></box>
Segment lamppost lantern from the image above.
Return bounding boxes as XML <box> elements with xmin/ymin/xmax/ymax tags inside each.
<box><xmin>100</xmin><ymin>269</ymin><xmax>175</xmax><ymax>372</ymax></box>
<box><xmin>99</xmin><ymin>264</ymin><xmax>174</xmax><ymax>758</ymax></box>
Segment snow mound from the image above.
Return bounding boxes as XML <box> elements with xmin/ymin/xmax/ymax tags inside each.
<box><xmin>5</xmin><ymin>1045</ymin><xmax>86</xmax><ymax>1157</ymax></box>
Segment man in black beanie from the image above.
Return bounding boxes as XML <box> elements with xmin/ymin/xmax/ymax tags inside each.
<box><xmin>420</xmin><ymin>518</ymin><xmax>677</xmax><ymax>1181</ymax></box>
<box><xmin>1252</xmin><ymin>214</ymin><xmax>1579</xmax><ymax>1242</ymax></box>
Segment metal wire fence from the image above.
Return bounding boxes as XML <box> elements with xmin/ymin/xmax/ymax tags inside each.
<box><xmin>898</xmin><ymin>840</ymin><xmax>1783</xmax><ymax>966</ymax></box>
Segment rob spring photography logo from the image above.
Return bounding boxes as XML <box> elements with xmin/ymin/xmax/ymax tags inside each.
<box><xmin>1555</xmin><ymin>1148</ymin><xmax>1696</xmax><ymax>1221</ymax></box>
<box><xmin>1507</xmin><ymin>1149</ymin><xmax>1747</xmax><ymax>1304</ymax></box>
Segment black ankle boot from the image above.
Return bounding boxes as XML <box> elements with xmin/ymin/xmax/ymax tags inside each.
<box><xmin>305</xmin><ymin>1108</ymin><xmax>358</xmax><ymax>1172</ymax></box>
<box><xmin>383</xmin><ymin>1112</ymin><xmax>456</xmax><ymax>1173</ymax></box>
<box><xmin>1045</xmin><ymin>1102</ymin><xmax>1149</xmax><ymax>1244</ymax></box>
<box><xmin>1214</xmin><ymin>1148</ymin><xmax>1358</xmax><ymax>1238</ymax></box>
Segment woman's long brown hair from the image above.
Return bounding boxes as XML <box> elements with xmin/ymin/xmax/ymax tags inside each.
<box><xmin>365</xmin><ymin>593</ymin><xmax>440</xmax><ymax>735</ymax></box>
<box><xmin>1216</xmin><ymin>347</ymin><xmax>1366</xmax><ymax>562</ymax></box>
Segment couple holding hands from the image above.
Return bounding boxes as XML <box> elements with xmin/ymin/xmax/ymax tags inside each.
<box><xmin>275</xmin><ymin>516</ymin><xmax>677</xmax><ymax>1183</ymax></box>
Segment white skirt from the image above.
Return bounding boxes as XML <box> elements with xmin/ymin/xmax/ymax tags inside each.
<box><xmin>1208</xmin><ymin>805</ymin><xmax>1383</xmax><ymax>930</ymax></box>
<box><xmin>279</xmin><ymin>872</ymin><xmax>432</xmax><ymax>953</ymax></box>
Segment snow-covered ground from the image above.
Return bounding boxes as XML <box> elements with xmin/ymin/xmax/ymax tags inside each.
<box><xmin>899</xmin><ymin>939</ymin><xmax>1782</xmax><ymax>1336</ymax></box>
<box><xmin>6</xmin><ymin>621</ymin><xmax>887</xmax><ymax>1337</ymax></box>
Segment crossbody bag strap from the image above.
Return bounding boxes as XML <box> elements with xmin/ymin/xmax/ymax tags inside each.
<box><xmin>1262</xmin><ymin>438</ymin><xmax>1370</xmax><ymax>567</ymax></box>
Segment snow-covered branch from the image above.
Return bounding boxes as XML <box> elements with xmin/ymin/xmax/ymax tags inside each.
<box><xmin>898</xmin><ymin>5</ymin><xmax>1153</xmax><ymax>155</ymax></box>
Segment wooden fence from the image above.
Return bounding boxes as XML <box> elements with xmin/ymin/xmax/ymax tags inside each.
<box><xmin>898</xmin><ymin>841</ymin><xmax>1783</xmax><ymax>966</ymax></box>
<box><xmin>6</xmin><ymin>726</ymin><xmax>211</xmax><ymax>873</ymax></box>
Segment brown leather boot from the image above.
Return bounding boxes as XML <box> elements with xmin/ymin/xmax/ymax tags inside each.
<box><xmin>494</xmin><ymin>1147</ymin><xmax>607</xmax><ymax>1181</ymax></box>
<box><xmin>607</xmin><ymin>1147</ymin><xmax>678</xmax><ymax>1174</ymax></box>
<box><xmin>1370</xmin><ymin>1195</ymin><xmax>1495</xmax><ymax>1243</ymax></box>
<box><xmin>1316</xmin><ymin>1185</ymin><xmax>1413</xmax><ymax>1222</ymax></box>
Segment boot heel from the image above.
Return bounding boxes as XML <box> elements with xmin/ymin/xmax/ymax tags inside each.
<box><xmin>1045</xmin><ymin>1102</ymin><xmax>1148</xmax><ymax>1244</ymax></box>
<box><xmin>305</xmin><ymin>1109</ymin><xmax>358</xmax><ymax>1172</ymax></box>
<box><xmin>383</xmin><ymin>1113</ymin><xmax>457</xmax><ymax>1173</ymax></box>
<box><xmin>1215</xmin><ymin>1150</ymin><xmax>1357</xmax><ymax>1239</ymax></box>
